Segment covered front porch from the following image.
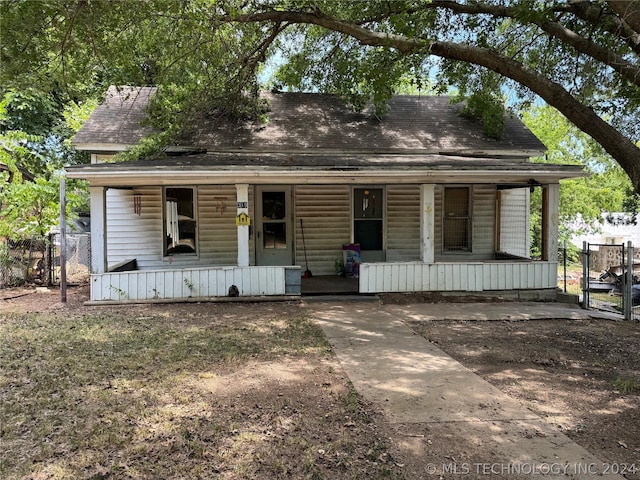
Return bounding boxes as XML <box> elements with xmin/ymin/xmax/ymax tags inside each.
<box><xmin>66</xmin><ymin>153</ymin><xmax>576</xmax><ymax>303</ymax></box>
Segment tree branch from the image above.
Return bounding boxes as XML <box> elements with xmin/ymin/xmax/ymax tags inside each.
<box><xmin>605</xmin><ymin>1</ymin><xmax>640</xmax><ymax>35</ymax></box>
<box><xmin>240</xmin><ymin>21</ymin><xmax>287</xmax><ymax>73</ymax></box>
<box><xmin>225</xmin><ymin>7</ymin><xmax>640</xmax><ymax>192</ymax></box>
<box><xmin>427</xmin><ymin>0</ymin><xmax>640</xmax><ymax>88</ymax></box>
<box><xmin>566</xmin><ymin>1</ymin><xmax>640</xmax><ymax>56</ymax></box>
<box><xmin>222</xmin><ymin>10</ymin><xmax>420</xmax><ymax>54</ymax></box>
<box><xmin>430</xmin><ymin>40</ymin><xmax>640</xmax><ymax>189</ymax></box>
<box><xmin>538</xmin><ymin>17</ymin><xmax>640</xmax><ymax>88</ymax></box>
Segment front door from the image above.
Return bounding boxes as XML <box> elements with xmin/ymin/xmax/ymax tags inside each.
<box><xmin>354</xmin><ymin>187</ymin><xmax>385</xmax><ymax>262</ymax></box>
<box><xmin>256</xmin><ymin>186</ymin><xmax>293</xmax><ymax>266</ymax></box>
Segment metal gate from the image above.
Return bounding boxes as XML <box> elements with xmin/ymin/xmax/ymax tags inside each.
<box><xmin>583</xmin><ymin>242</ymin><xmax>639</xmax><ymax>321</ymax></box>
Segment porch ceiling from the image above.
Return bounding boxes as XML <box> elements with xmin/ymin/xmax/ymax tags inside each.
<box><xmin>65</xmin><ymin>152</ymin><xmax>586</xmax><ymax>186</ymax></box>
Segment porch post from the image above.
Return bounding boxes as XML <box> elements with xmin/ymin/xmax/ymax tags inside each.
<box><xmin>89</xmin><ymin>186</ymin><xmax>107</xmax><ymax>274</ymax></box>
<box><xmin>420</xmin><ymin>184</ymin><xmax>436</xmax><ymax>263</ymax></box>
<box><xmin>236</xmin><ymin>184</ymin><xmax>250</xmax><ymax>267</ymax></box>
<box><xmin>542</xmin><ymin>183</ymin><xmax>559</xmax><ymax>262</ymax></box>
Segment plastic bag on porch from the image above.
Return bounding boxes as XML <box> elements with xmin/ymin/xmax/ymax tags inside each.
<box><xmin>342</xmin><ymin>243</ymin><xmax>361</xmax><ymax>279</ymax></box>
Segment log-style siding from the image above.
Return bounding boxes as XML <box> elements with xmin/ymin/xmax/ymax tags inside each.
<box><xmin>386</xmin><ymin>185</ymin><xmax>421</xmax><ymax>261</ymax></box>
<box><xmin>197</xmin><ymin>186</ymin><xmax>239</xmax><ymax>266</ymax></box>
<box><xmin>106</xmin><ymin>187</ymin><xmax>163</xmax><ymax>268</ymax></box>
<box><xmin>106</xmin><ymin>186</ymin><xmax>246</xmax><ymax>269</ymax></box>
<box><xmin>294</xmin><ymin>185</ymin><xmax>351</xmax><ymax>276</ymax></box>
<box><xmin>95</xmin><ymin>182</ymin><xmax>559</xmax><ymax>301</ymax></box>
<box><xmin>106</xmin><ymin>183</ymin><xmax>505</xmax><ymax>270</ymax></box>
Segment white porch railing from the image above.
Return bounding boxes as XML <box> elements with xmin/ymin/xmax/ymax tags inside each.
<box><xmin>359</xmin><ymin>261</ymin><xmax>557</xmax><ymax>294</ymax></box>
<box><xmin>90</xmin><ymin>266</ymin><xmax>295</xmax><ymax>302</ymax></box>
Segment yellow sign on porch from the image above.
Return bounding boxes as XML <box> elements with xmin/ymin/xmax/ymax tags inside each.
<box><xmin>236</xmin><ymin>212</ymin><xmax>251</xmax><ymax>226</ymax></box>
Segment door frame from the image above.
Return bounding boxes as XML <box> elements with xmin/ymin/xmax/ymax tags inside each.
<box><xmin>255</xmin><ymin>185</ymin><xmax>294</xmax><ymax>266</ymax></box>
<box><xmin>352</xmin><ymin>186</ymin><xmax>386</xmax><ymax>263</ymax></box>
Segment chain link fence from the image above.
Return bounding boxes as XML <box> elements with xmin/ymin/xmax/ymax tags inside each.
<box><xmin>0</xmin><ymin>233</ymin><xmax>90</xmax><ymax>289</ymax></box>
<box><xmin>49</xmin><ymin>232</ymin><xmax>91</xmax><ymax>285</ymax></box>
<box><xmin>0</xmin><ymin>238</ymin><xmax>48</xmax><ymax>288</ymax></box>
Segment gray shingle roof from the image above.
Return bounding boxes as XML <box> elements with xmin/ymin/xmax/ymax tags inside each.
<box><xmin>73</xmin><ymin>87</ymin><xmax>546</xmax><ymax>156</ymax></box>
<box><xmin>72</xmin><ymin>86</ymin><xmax>157</xmax><ymax>147</ymax></box>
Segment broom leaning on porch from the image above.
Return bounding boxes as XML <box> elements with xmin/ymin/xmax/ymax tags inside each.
<box><xmin>300</xmin><ymin>218</ymin><xmax>312</xmax><ymax>278</ymax></box>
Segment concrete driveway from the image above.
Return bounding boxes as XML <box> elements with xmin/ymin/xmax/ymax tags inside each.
<box><xmin>304</xmin><ymin>300</ymin><xmax>625</xmax><ymax>479</ymax></box>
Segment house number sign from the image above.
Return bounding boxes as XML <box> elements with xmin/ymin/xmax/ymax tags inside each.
<box><xmin>237</xmin><ymin>202</ymin><xmax>248</xmax><ymax>208</ymax></box>
<box><xmin>236</xmin><ymin>212</ymin><xmax>251</xmax><ymax>226</ymax></box>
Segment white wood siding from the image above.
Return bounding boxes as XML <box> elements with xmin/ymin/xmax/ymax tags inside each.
<box><xmin>435</xmin><ymin>185</ymin><xmax>496</xmax><ymax>261</ymax></box>
<box><xmin>473</xmin><ymin>185</ymin><xmax>497</xmax><ymax>258</ymax></box>
<box><xmin>90</xmin><ymin>266</ymin><xmax>292</xmax><ymax>301</ymax></box>
<box><xmin>294</xmin><ymin>185</ymin><xmax>351</xmax><ymax>275</ymax></box>
<box><xmin>498</xmin><ymin>188</ymin><xmax>530</xmax><ymax>258</ymax></box>
<box><xmin>386</xmin><ymin>185</ymin><xmax>421</xmax><ymax>261</ymax></box>
<box><xmin>359</xmin><ymin>261</ymin><xmax>557</xmax><ymax>293</ymax></box>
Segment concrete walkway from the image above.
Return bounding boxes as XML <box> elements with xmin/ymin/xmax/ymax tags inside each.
<box><xmin>304</xmin><ymin>301</ymin><xmax>625</xmax><ymax>479</ymax></box>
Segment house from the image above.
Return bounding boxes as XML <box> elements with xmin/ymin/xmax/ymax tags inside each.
<box><xmin>66</xmin><ymin>86</ymin><xmax>585</xmax><ymax>302</ymax></box>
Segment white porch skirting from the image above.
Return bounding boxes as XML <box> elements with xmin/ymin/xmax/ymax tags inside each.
<box><xmin>89</xmin><ymin>261</ymin><xmax>557</xmax><ymax>302</ymax></box>
<box><xmin>90</xmin><ymin>266</ymin><xmax>295</xmax><ymax>302</ymax></box>
<box><xmin>359</xmin><ymin>261</ymin><xmax>557</xmax><ymax>294</ymax></box>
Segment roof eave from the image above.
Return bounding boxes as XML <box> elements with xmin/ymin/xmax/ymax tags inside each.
<box><xmin>190</xmin><ymin>146</ymin><xmax>546</xmax><ymax>158</ymax></box>
<box><xmin>73</xmin><ymin>142</ymin><xmax>545</xmax><ymax>156</ymax></box>
<box><xmin>65</xmin><ymin>166</ymin><xmax>585</xmax><ymax>186</ymax></box>
<box><xmin>72</xmin><ymin>143</ymin><xmax>133</xmax><ymax>153</ymax></box>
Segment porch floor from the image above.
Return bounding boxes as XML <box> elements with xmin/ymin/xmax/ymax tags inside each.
<box><xmin>300</xmin><ymin>275</ymin><xmax>359</xmax><ymax>295</ymax></box>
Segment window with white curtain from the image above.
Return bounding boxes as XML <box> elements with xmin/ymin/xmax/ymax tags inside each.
<box><xmin>164</xmin><ymin>187</ymin><xmax>197</xmax><ymax>255</ymax></box>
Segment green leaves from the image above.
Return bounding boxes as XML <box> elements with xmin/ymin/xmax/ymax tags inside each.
<box><xmin>523</xmin><ymin>104</ymin><xmax>635</xmax><ymax>251</ymax></box>
<box><xmin>0</xmin><ymin>175</ymin><xmax>56</xmax><ymax>239</ymax></box>
<box><xmin>1</xmin><ymin>0</ymin><xmax>639</xmax><ymax>190</ymax></box>
<box><xmin>456</xmin><ymin>89</ymin><xmax>506</xmax><ymax>139</ymax></box>
<box><xmin>0</xmin><ymin>167</ymin><xmax>87</xmax><ymax>241</ymax></box>
<box><xmin>0</xmin><ymin>89</ymin><xmax>60</xmax><ymax>137</ymax></box>
<box><xmin>0</xmin><ymin>86</ymin><xmax>92</xmax><ymax>244</ymax></box>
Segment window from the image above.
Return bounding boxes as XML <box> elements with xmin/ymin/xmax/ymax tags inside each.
<box><xmin>164</xmin><ymin>187</ymin><xmax>197</xmax><ymax>255</ymax></box>
<box><xmin>261</xmin><ymin>191</ymin><xmax>287</xmax><ymax>249</ymax></box>
<box><xmin>353</xmin><ymin>188</ymin><xmax>383</xmax><ymax>251</ymax></box>
<box><xmin>443</xmin><ymin>187</ymin><xmax>471</xmax><ymax>251</ymax></box>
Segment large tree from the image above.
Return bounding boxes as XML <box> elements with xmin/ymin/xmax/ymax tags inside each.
<box><xmin>2</xmin><ymin>0</ymin><xmax>639</xmax><ymax>192</ymax></box>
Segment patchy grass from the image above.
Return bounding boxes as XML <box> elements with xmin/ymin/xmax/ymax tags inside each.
<box><xmin>614</xmin><ymin>376</ymin><xmax>640</xmax><ymax>394</ymax></box>
<box><xmin>1</xmin><ymin>303</ymin><xmax>403</xmax><ymax>480</ymax></box>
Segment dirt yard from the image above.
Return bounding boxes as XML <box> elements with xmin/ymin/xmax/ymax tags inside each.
<box><xmin>409</xmin><ymin>317</ymin><xmax>640</xmax><ymax>479</ymax></box>
<box><xmin>1</xmin><ymin>286</ymin><xmax>639</xmax><ymax>479</ymax></box>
